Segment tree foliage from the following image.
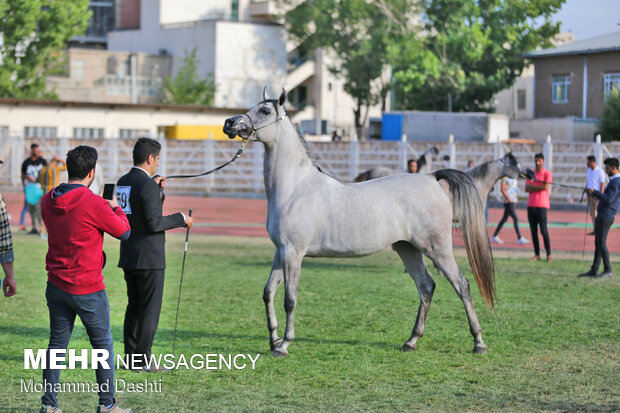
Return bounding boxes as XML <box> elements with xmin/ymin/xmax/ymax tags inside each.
<box><xmin>282</xmin><ymin>0</ymin><xmax>416</xmax><ymax>136</ymax></box>
<box><xmin>0</xmin><ymin>0</ymin><xmax>91</xmax><ymax>99</ymax></box>
<box><xmin>600</xmin><ymin>90</ymin><xmax>620</xmax><ymax>142</ymax></box>
<box><xmin>160</xmin><ymin>48</ymin><xmax>216</xmax><ymax>106</ymax></box>
<box><xmin>390</xmin><ymin>0</ymin><xmax>564</xmax><ymax>111</ymax></box>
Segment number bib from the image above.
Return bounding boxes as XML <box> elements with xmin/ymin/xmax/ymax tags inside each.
<box><xmin>116</xmin><ymin>186</ymin><xmax>132</xmax><ymax>214</ymax></box>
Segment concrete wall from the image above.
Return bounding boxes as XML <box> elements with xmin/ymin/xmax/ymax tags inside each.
<box><xmin>510</xmin><ymin>117</ymin><xmax>599</xmax><ymax>141</ymax></box>
<box><xmin>493</xmin><ymin>66</ymin><xmax>535</xmax><ymax>119</ymax></box>
<box><xmin>533</xmin><ymin>50</ymin><xmax>620</xmax><ymax>119</ymax></box>
<box><xmin>392</xmin><ymin>111</ymin><xmax>509</xmax><ymax>142</ymax></box>
<box><xmin>0</xmin><ymin>100</ymin><xmax>242</xmax><ymax>138</ymax></box>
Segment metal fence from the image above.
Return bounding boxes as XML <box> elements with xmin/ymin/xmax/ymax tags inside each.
<box><xmin>1</xmin><ymin>136</ymin><xmax>618</xmax><ymax>202</ymax></box>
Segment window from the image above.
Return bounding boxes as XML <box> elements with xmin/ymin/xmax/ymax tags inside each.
<box><xmin>231</xmin><ymin>0</ymin><xmax>239</xmax><ymax>21</ymax></box>
<box><xmin>73</xmin><ymin>128</ymin><xmax>104</xmax><ymax>139</ymax></box>
<box><xmin>517</xmin><ymin>89</ymin><xmax>526</xmax><ymax>111</ymax></box>
<box><xmin>119</xmin><ymin>129</ymin><xmax>150</xmax><ymax>139</ymax></box>
<box><xmin>604</xmin><ymin>73</ymin><xmax>620</xmax><ymax>101</ymax></box>
<box><xmin>552</xmin><ymin>76</ymin><xmax>570</xmax><ymax>103</ymax></box>
<box><xmin>24</xmin><ymin>126</ymin><xmax>57</xmax><ymax>138</ymax></box>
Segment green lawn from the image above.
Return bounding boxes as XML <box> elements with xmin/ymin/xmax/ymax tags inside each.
<box><xmin>1</xmin><ymin>231</ymin><xmax>619</xmax><ymax>412</ymax></box>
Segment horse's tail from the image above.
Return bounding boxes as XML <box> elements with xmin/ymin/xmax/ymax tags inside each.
<box><xmin>433</xmin><ymin>169</ymin><xmax>496</xmax><ymax>309</ymax></box>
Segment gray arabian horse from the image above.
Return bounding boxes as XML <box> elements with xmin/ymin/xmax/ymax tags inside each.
<box><xmin>465</xmin><ymin>153</ymin><xmax>522</xmax><ymax>205</ymax></box>
<box><xmin>354</xmin><ymin>147</ymin><xmax>450</xmax><ymax>182</ymax></box>
<box><xmin>223</xmin><ymin>89</ymin><xmax>495</xmax><ymax>357</ymax></box>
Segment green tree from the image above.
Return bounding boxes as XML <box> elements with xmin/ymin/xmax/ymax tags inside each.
<box><xmin>0</xmin><ymin>0</ymin><xmax>91</xmax><ymax>99</ymax></box>
<box><xmin>160</xmin><ymin>48</ymin><xmax>216</xmax><ymax>106</ymax></box>
<box><xmin>390</xmin><ymin>0</ymin><xmax>564</xmax><ymax>111</ymax></box>
<box><xmin>600</xmin><ymin>90</ymin><xmax>620</xmax><ymax>141</ymax></box>
<box><xmin>282</xmin><ymin>0</ymin><xmax>417</xmax><ymax>138</ymax></box>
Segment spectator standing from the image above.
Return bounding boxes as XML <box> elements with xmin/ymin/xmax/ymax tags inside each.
<box><xmin>407</xmin><ymin>159</ymin><xmax>418</xmax><ymax>174</ymax></box>
<box><xmin>525</xmin><ymin>153</ymin><xmax>553</xmax><ymax>262</ymax></box>
<box><xmin>491</xmin><ymin>177</ymin><xmax>529</xmax><ymax>245</ymax></box>
<box><xmin>586</xmin><ymin>155</ymin><xmax>606</xmax><ymax>235</ymax></box>
<box><xmin>21</xmin><ymin>144</ymin><xmax>47</xmax><ymax>232</ymax></box>
<box><xmin>579</xmin><ymin>157</ymin><xmax>620</xmax><ymax>279</ymax></box>
<box><xmin>0</xmin><ymin>160</ymin><xmax>17</xmax><ymax>298</ymax></box>
<box><xmin>116</xmin><ymin>138</ymin><xmax>193</xmax><ymax>371</ymax></box>
<box><xmin>40</xmin><ymin>146</ymin><xmax>132</xmax><ymax>413</ymax></box>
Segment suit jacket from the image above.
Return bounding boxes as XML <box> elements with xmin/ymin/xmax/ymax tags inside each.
<box><xmin>116</xmin><ymin>167</ymin><xmax>185</xmax><ymax>270</ymax></box>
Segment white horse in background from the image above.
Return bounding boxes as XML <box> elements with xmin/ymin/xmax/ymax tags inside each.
<box><xmin>223</xmin><ymin>89</ymin><xmax>495</xmax><ymax>357</ymax></box>
<box><xmin>465</xmin><ymin>153</ymin><xmax>522</xmax><ymax>205</ymax></box>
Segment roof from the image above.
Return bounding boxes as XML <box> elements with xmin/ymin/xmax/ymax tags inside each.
<box><xmin>524</xmin><ymin>30</ymin><xmax>620</xmax><ymax>58</ymax></box>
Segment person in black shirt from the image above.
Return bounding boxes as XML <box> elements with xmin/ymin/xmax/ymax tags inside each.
<box><xmin>21</xmin><ymin>144</ymin><xmax>47</xmax><ymax>234</ymax></box>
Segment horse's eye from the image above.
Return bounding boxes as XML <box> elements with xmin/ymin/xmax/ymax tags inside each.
<box><xmin>258</xmin><ymin>107</ymin><xmax>271</xmax><ymax>116</ymax></box>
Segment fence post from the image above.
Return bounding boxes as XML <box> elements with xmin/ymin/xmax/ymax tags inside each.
<box><xmin>158</xmin><ymin>132</ymin><xmax>167</xmax><ymax>177</ymax></box>
<box><xmin>348</xmin><ymin>140</ymin><xmax>359</xmax><ymax>180</ymax></box>
<box><xmin>448</xmin><ymin>134</ymin><xmax>456</xmax><ymax>168</ymax></box>
<box><xmin>398</xmin><ymin>134</ymin><xmax>407</xmax><ymax>172</ymax></box>
<box><xmin>110</xmin><ymin>138</ymin><xmax>119</xmax><ymax>181</ymax></box>
<box><xmin>11</xmin><ymin>136</ymin><xmax>23</xmax><ymax>187</ymax></box>
<box><xmin>544</xmin><ymin>134</ymin><xmax>553</xmax><ymax>172</ymax></box>
<box><xmin>204</xmin><ymin>137</ymin><xmax>213</xmax><ymax>193</ymax></box>
<box><xmin>595</xmin><ymin>133</ymin><xmax>603</xmax><ymax>163</ymax></box>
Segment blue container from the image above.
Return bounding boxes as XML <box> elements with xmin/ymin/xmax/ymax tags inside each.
<box><xmin>381</xmin><ymin>114</ymin><xmax>403</xmax><ymax>141</ymax></box>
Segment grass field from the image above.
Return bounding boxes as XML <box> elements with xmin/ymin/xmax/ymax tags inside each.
<box><xmin>1</xmin><ymin>231</ymin><xmax>619</xmax><ymax>412</ymax></box>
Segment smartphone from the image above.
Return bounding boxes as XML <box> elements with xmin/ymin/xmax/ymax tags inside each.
<box><xmin>102</xmin><ymin>183</ymin><xmax>116</xmax><ymax>200</ymax></box>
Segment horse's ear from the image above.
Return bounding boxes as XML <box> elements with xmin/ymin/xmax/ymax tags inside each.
<box><xmin>263</xmin><ymin>86</ymin><xmax>270</xmax><ymax>101</ymax></box>
<box><xmin>279</xmin><ymin>88</ymin><xmax>286</xmax><ymax>106</ymax></box>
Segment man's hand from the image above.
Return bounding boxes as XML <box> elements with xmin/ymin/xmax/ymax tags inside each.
<box><xmin>107</xmin><ymin>194</ymin><xmax>119</xmax><ymax>209</ymax></box>
<box><xmin>184</xmin><ymin>215</ymin><xmax>194</xmax><ymax>229</ymax></box>
<box><xmin>154</xmin><ymin>176</ymin><xmax>166</xmax><ymax>189</ymax></box>
<box><xmin>2</xmin><ymin>262</ymin><xmax>16</xmax><ymax>297</ymax></box>
<box><xmin>588</xmin><ymin>188</ymin><xmax>594</xmax><ymax>196</ymax></box>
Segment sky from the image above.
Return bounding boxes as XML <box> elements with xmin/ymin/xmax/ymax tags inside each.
<box><xmin>551</xmin><ymin>0</ymin><xmax>620</xmax><ymax>40</ymax></box>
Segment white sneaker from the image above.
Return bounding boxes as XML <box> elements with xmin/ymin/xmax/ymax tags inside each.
<box><xmin>517</xmin><ymin>237</ymin><xmax>530</xmax><ymax>245</ymax></box>
<box><xmin>491</xmin><ymin>236</ymin><xmax>503</xmax><ymax>244</ymax></box>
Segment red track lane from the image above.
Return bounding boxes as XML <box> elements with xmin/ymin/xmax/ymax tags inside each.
<box><xmin>3</xmin><ymin>192</ymin><xmax>619</xmax><ymax>253</ymax></box>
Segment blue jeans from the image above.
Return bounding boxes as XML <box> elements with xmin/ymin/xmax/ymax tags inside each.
<box><xmin>42</xmin><ymin>282</ymin><xmax>115</xmax><ymax>408</ymax></box>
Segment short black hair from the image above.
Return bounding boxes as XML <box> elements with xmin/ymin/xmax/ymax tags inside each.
<box><xmin>534</xmin><ymin>153</ymin><xmax>544</xmax><ymax>160</ymax></box>
<box><xmin>66</xmin><ymin>146</ymin><xmax>98</xmax><ymax>180</ymax></box>
<box><xmin>407</xmin><ymin>159</ymin><xmax>417</xmax><ymax>165</ymax></box>
<box><xmin>133</xmin><ymin>137</ymin><xmax>161</xmax><ymax>165</ymax></box>
<box><xmin>31</xmin><ymin>143</ymin><xmax>39</xmax><ymax>150</ymax></box>
<box><xmin>587</xmin><ymin>155</ymin><xmax>596</xmax><ymax>163</ymax></box>
<box><xmin>603</xmin><ymin>157</ymin><xmax>619</xmax><ymax>169</ymax></box>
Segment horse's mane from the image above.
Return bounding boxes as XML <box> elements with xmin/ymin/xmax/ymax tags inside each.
<box><xmin>468</xmin><ymin>161</ymin><xmax>491</xmax><ymax>179</ymax></box>
<box><xmin>292</xmin><ymin>121</ymin><xmax>341</xmax><ymax>181</ymax></box>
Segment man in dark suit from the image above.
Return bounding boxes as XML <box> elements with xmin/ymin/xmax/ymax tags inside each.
<box><xmin>116</xmin><ymin>138</ymin><xmax>193</xmax><ymax>370</ymax></box>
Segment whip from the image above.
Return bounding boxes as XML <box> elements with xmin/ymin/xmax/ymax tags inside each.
<box><xmin>173</xmin><ymin>209</ymin><xmax>192</xmax><ymax>355</ymax></box>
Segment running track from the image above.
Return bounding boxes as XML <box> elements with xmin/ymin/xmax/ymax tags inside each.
<box><xmin>3</xmin><ymin>192</ymin><xmax>619</xmax><ymax>254</ymax></box>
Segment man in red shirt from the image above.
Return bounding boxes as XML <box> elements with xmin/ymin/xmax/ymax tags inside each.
<box><xmin>525</xmin><ymin>153</ymin><xmax>553</xmax><ymax>262</ymax></box>
<box><xmin>40</xmin><ymin>146</ymin><xmax>133</xmax><ymax>413</ymax></box>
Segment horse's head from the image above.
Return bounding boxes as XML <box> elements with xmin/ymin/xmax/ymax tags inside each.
<box><xmin>502</xmin><ymin>152</ymin><xmax>521</xmax><ymax>178</ymax></box>
<box><xmin>223</xmin><ymin>87</ymin><xmax>287</xmax><ymax>143</ymax></box>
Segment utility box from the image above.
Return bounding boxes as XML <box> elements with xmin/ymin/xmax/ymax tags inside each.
<box><xmin>159</xmin><ymin>125</ymin><xmax>231</xmax><ymax>140</ymax></box>
<box><xmin>381</xmin><ymin>114</ymin><xmax>403</xmax><ymax>141</ymax></box>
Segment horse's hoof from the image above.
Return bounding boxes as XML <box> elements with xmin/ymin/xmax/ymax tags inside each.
<box><xmin>473</xmin><ymin>344</ymin><xmax>487</xmax><ymax>354</ymax></box>
<box><xmin>402</xmin><ymin>343</ymin><xmax>416</xmax><ymax>352</ymax></box>
<box><xmin>272</xmin><ymin>349</ymin><xmax>288</xmax><ymax>358</ymax></box>
<box><xmin>270</xmin><ymin>338</ymin><xmax>283</xmax><ymax>352</ymax></box>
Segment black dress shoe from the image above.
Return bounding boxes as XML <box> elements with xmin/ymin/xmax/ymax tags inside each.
<box><xmin>595</xmin><ymin>271</ymin><xmax>614</xmax><ymax>278</ymax></box>
<box><xmin>578</xmin><ymin>271</ymin><xmax>596</xmax><ymax>277</ymax></box>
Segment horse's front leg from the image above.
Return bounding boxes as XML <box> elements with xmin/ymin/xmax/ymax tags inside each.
<box><xmin>273</xmin><ymin>248</ymin><xmax>302</xmax><ymax>357</ymax></box>
<box><xmin>263</xmin><ymin>250</ymin><xmax>284</xmax><ymax>351</ymax></box>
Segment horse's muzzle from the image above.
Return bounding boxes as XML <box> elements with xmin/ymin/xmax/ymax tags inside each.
<box><xmin>223</xmin><ymin>116</ymin><xmax>250</xmax><ymax>139</ymax></box>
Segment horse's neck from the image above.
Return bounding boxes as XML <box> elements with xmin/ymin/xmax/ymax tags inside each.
<box><xmin>480</xmin><ymin>161</ymin><xmax>505</xmax><ymax>193</ymax></box>
<box><xmin>262</xmin><ymin>121</ymin><xmax>325</xmax><ymax>204</ymax></box>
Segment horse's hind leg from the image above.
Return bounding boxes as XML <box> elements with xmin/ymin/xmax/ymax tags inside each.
<box><xmin>428</xmin><ymin>246</ymin><xmax>487</xmax><ymax>354</ymax></box>
<box><xmin>393</xmin><ymin>241</ymin><xmax>436</xmax><ymax>352</ymax></box>
<box><xmin>273</xmin><ymin>247</ymin><xmax>302</xmax><ymax>357</ymax></box>
<box><xmin>264</xmin><ymin>250</ymin><xmax>284</xmax><ymax>351</ymax></box>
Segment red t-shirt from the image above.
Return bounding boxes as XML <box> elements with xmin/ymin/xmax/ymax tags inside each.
<box><xmin>41</xmin><ymin>184</ymin><xmax>130</xmax><ymax>295</ymax></box>
<box><xmin>526</xmin><ymin>168</ymin><xmax>552</xmax><ymax>209</ymax></box>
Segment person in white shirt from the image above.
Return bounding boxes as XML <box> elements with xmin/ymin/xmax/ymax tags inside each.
<box><xmin>586</xmin><ymin>156</ymin><xmax>607</xmax><ymax>234</ymax></box>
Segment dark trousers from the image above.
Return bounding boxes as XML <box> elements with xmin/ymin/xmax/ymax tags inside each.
<box><xmin>123</xmin><ymin>269</ymin><xmax>165</xmax><ymax>366</ymax></box>
<box><xmin>43</xmin><ymin>282</ymin><xmax>114</xmax><ymax>408</ymax></box>
<box><xmin>527</xmin><ymin>206</ymin><xmax>551</xmax><ymax>257</ymax></box>
<box><xmin>591</xmin><ymin>216</ymin><xmax>614</xmax><ymax>273</ymax></box>
<box><xmin>494</xmin><ymin>202</ymin><xmax>522</xmax><ymax>239</ymax></box>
